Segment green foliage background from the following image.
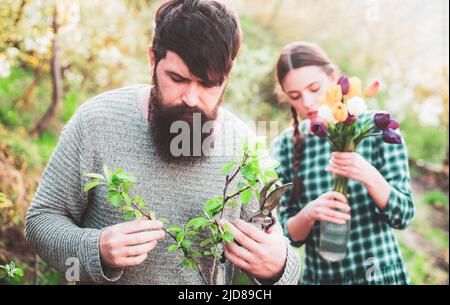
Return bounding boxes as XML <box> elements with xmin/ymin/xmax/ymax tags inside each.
<box><xmin>0</xmin><ymin>0</ymin><xmax>448</xmax><ymax>285</ymax></box>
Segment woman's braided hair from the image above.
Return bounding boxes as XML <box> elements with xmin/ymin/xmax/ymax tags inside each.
<box><xmin>275</xmin><ymin>41</ymin><xmax>336</xmax><ymax>206</ymax></box>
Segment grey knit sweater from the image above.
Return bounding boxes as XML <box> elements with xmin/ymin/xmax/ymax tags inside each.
<box><xmin>25</xmin><ymin>85</ymin><xmax>301</xmax><ymax>285</ymax></box>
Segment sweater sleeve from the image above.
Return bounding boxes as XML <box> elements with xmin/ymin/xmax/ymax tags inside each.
<box><xmin>24</xmin><ymin>108</ymin><xmax>123</xmax><ymax>283</ymax></box>
<box><xmin>372</xmin><ymin>129</ymin><xmax>415</xmax><ymax>230</ymax></box>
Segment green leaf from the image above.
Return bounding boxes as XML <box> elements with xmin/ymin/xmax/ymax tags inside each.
<box><xmin>14</xmin><ymin>268</ymin><xmax>24</xmax><ymax>277</ymax></box>
<box><xmin>255</xmin><ymin>140</ymin><xmax>266</xmax><ymax>151</ymax></box>
<box><xmin>237</xmin><ymin>182</ymin><xmax>247</xmax><ymax>190</ymax></box>
<box><xmin>222</xmin><ymin>232</ymin><xmax>234</xmax><ymax>243</ymax></box>
<box><xmin>134</xmin><ymin>210</ymin><xmax>142</xmax><ymax>219</ymax></box>
<box><xmin>225</xmin><ymin>201</ymin><xmax>239</xmax><ymax>207</ymax></box>
<box><xmin>223</xmin><ymin>224</ymin><xmax>230</xmax><ymax>232</ymax></box>
<box><xmin>158</xmin><ymin>218</ymin><xmax>169</xmax><ymax>223</ymax></box>
<box><xmin>200</xmin><ymin>238</ymin><xmax>213</xmax><ymax>247</ymax></box>
<box><xmin>119</xmin><ymin>205</ymin><xmax>133</xmax><ymax>212</ymax></box>
<box><xmin>203</xmin><ymin>251</ymin><xmax>211</xmax><ymax>256</ymax></box>
<box><xmin>204</xmin><ymin>198</ymin><xmax>223</xmax><ymax>218</ymax></box>
<box><xmin>116</xmin><ymin>171</ymin><xmax>137</xmax><ymax>183</ymax></box>
<box><xmin>167</xmin><ymin>244</ymin><xmax>179</xmax><ymax>252</ymax></box>
<box><xmin>180</xmin><ymin>258</ymin><xmax>198</xmax><ymax>270</ymax></box>
<box><xmin>213</xmin><ymin>252</ymin><xmax>223</xmax><ymax>260</ymax></box>
<box><xmin>186</xmin><ymin>231</ymin><xmax>197</xmax><ymax>238</ymax></box>
<box><xmin>124</xmin><ymin>211</ymin><xmax>135</xmax><ymax>220</ymax></box>
<box><xmin>133</xmin><ymin>196</ymin><xmax>143</xmax><ymax>203</ymax></box>
<box><xmin>240</xmin><ymin>189</ymin><xmax>252</xmax><ymax>204</ymax></box>
<box><xmin>123</xmin><ymin>193</ymin><xmax>131</xmax><ymax>205</ymax></box>
<box><xmin>176</xmin><ymin>232</ymin><xmax>185</xmax><ymax>243</ymax></box>
<box><xmin>188</xmin><ymin>249</ymin><xmax>202</xmax><ymax>258</ymax></box>
<box><xmin>186</xmin><ymin>217</ymin><xmax>210</xmax><ymax>230</ymax></box>
<box><xmin>241</xmin><ymin>164</ymin><xmax>258</xmax><ymax>181</ymax></box>
<box><xmin>181</xmin><ymin>240</ymin><xmax>192</xmax><ymax>248</ymax></box>
<box><xmin>221</xmin><ymin>161</ymin><xmax>237</xmax><ymax>176</ymax></box>
<box><xmin>167</xmin><ymin>226</ymin><xmax>182</xmax><ymax>233</ymax></box>
<box><xmin>264</xmin><ymin>169</ymin><xmax>278</xmax><ymax>179</ymax></box>
<box><xmin>83</xmin><ymin>173</ymin><xmax>105</xmax><ymax>180</ymax></box>
<box><xmin>103</xmin><ymin>164</ymin><xmax>111</xmax><ymax>179</ymax></box>
<box><xmin>83</xmin><ymin>179</ymin><xmax>104</xmax><ymax>192</ymax></box>
<box><xmin>109</xmin><ymin>193</ymin><xmax>122</xmax><ymax>206</ymax></box>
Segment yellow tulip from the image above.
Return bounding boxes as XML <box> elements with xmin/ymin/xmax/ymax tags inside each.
<box><xmin>318</xmin><ymin>97</ymin><xmax>328</xmax><ymax>105</ymax></box>
<box><xmin>345</xmin><ymin>77</ymin><xmax>362</xmax><ymax>99</ymax></box>
<box><xmin>364</xmin><ymin>80</ymin><xmax>380</xmax><ymax>97</ymax></box>
<box><xmin>332</xmin><ymin>102</ymin><xmax>349</xmax><ymax>122</ymax></box>
<box><xmin>325</xmin><ymin>84</ymin><xmax>343</xmax><ymax>106</ymax></box>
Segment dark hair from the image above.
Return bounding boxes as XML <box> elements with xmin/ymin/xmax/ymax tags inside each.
<box><xmin>152</xmin><ymin>0</ymin><xmax>242</xmax><ymax>86</ymax></box>
<box><xmin>276</xmin><ymin>41</ymin><xmax>336</xmax><ymax>206</ymax></box>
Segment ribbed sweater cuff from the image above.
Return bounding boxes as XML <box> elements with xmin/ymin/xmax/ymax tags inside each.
<box><xmin>254</xmin><ymin>238</ymin><xmax>301</xmax><ymax>285</ymax></box>
<box><xmin>78</xmin><ymin>228</ymin><xmax>123</xmax><ymax>283</ymax></box>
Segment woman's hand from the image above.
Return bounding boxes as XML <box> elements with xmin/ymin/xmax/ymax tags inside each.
<box><xmin>326</xmin><ymin>152</ymin><xmax>392</xmax><ymax>211</ymax></box>
<box><xmin>325</xmin><ymin>152</ymin><xmax>378</xmax><ymax>187</ymax></box>
<box><xmin>303</xmin><ymin>191</ymin><xmax>351</xmax><ymax>225</ymax></box>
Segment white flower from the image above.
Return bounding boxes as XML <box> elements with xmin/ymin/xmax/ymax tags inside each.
<box><xmin>318</xmin><ymin>105</ymin><xmax>336</xmax><ymax>123</ymax></box>
<box><xmin>347</xmin><ymin>96</ymin><xmax>367</xmax><ymax>116</ymax></box>
<box><xmin>7</xmin><ymin>48</ymin><xmax>19</xmax><ymax>58</ymax></box>
<box><xmin>0</xmin><ymin>55</ymin><xmax>11</xmax><ymax>78</ymax></box>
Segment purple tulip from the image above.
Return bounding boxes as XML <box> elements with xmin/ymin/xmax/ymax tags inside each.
<box><xmin>389</xmin><ymin>119</ymin><xmax>400</xmax><ymax>130</ymax></box>
<box><xmin>382</xmin><ymin>128</ymin><xmax>402</xmax><ymax>144</ymax></box>
<box><xmin>310</xmin><ymin>121</ymin><xmax>329</xmax><ymax>138</ymax></box>
<box><xmin>343</xmin><ymin>114</ymin><xmax>357</xmax><ymax>126</ymax></box>
<box><xmin>374</xmin><ymin>113</ymin><xmax>392</xmax><ymax>130</ymax></box>
<box><xmin>338</xmin><ymin>76</ymin><xmax>350</xmax><ymax>95</ymax></box>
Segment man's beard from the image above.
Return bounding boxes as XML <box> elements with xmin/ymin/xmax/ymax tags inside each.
<box><xmin>148</xmin><ymin>77</ymin><xmax>224</xmax><ymax>163</ymax></box>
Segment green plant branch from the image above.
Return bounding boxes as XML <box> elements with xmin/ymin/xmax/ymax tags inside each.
<box><xmin>113</xmin><ymin>187</ymin><xmax>209</xmax><ymax>285</ymax></box>
<box><xmin>84</xmin><ymin>139</ymin><xmax>278</xmax><ymax>285</ymax></box>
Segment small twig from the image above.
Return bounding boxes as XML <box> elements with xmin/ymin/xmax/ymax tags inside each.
<box><xmin>220</xmin><ymin>154</ymin><xmax>249</xmax><ymax>219</ymax></box>
<box><xmin>224</xmin><ymin>185</ymin><xmax>252</xmax><ymax>204</ymax></box>
<box><xmin>34</xmin><ymin>254</ymin><xmax>39</xmax><ymax>285</ymax></box>
<box><xmin>124</xmin><ymin>192</ymin><xmax>209</xmax><ymax>284</ymax></box>
<box><xmin>210</xmin><ymin>253</ymin><xmax>217</xmax><ymax>285</ymax></box>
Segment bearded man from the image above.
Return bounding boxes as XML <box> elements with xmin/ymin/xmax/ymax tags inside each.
<box><xmin>25</xmin><ymin>0</ymin><xmax>301</xmax><ymax>285</ymax></box>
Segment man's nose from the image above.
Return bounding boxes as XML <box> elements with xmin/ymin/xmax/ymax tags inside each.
<box><xmin>182</xmin><ymin>85</ymin><xmax>200</xmax><ymax>108</ymax></box>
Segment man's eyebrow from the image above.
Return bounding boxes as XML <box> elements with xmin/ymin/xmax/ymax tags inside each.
<box><xmin>166</xmin><ymin>71</ymin><xmax>190</xmax><ymax>80</ymax></box>
<box><xmin>200</xmin><ymin>79</ymin><xmax>222</xmax><ymax>87</ymax></box>
<box><xmin>167</xmin><ymin>70</ymin><xmax>222</xmax><ymax>87</ymax></box>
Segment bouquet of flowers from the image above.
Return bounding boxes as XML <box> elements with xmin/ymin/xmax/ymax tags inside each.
<box><xmin>309</xmin><ymin>76</ymin><xmax>403</xmax><ymax>261</ymax></box>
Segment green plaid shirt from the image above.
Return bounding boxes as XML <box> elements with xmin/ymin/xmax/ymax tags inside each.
<box><xmin>273</xmin><ymin>112</ymin><xmax>414</xmax><ymax>285</ymax></box>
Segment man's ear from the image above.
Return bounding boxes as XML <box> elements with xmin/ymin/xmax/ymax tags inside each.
<box><xmin>148</xmin><ymin>46</ymin><xmax>156</xmax><ymax>78</ymax></box>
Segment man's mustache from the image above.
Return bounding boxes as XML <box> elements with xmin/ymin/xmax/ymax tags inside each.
<box><xmin>160</xmin><ymin>104</ymin><xmax>213</xmax><ymax>121</ymax></box>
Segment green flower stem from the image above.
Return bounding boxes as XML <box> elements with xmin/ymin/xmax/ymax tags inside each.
<box><xmin>333</xmin><ymin>174</ymin><xmax>349</xmax><ymax>197</ymax></box>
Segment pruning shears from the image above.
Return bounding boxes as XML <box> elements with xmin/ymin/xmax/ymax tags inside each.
<box><xmin>247</xmin><ymin>179</ymin><xmax>293</xmax><ymax>232</ymax></box>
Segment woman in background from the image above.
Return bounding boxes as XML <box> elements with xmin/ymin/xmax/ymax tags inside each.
<box><xmin>272</xmin><ymin>41</ymin><xmax>414</xmax><ymax>284</ymax></box>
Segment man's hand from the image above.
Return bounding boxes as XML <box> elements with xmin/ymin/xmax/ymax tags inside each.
<box><xmin>219</xmin><ymin>219</ymin><xmax>287</xmax><ymax>281</ymax></box>
<box><xmin>99</xmin><ymin>219</ymin><xmax>165</xmax><ymax>268</ymax></box>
